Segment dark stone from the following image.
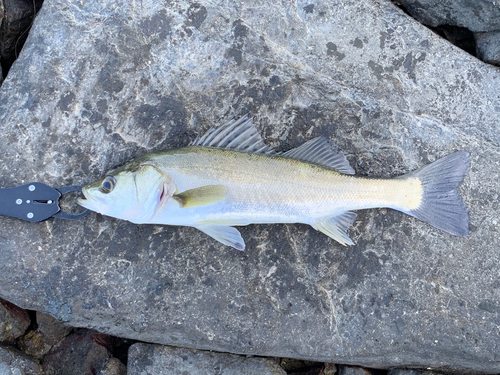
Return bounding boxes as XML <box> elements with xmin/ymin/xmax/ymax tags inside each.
<box><xmin>36</xmin><ymin>312</ymin><xmax>72</xmax><ymax>346</ymax></box>
<box><xmin>393</xmin><ymin>0</ymin><xmax>500</xmax><ymax>32</ymax></box>
<box><xmin>475</xmin><ymin>31</ymin><xmax>500</xmax><ymax>66</ymax></box>
<box><xmin>18</xmin><ymin>330</ymin><xmax>52</xmax><ymax>359</ymax></box>
<box><xmin>0</xmin><ymin>0</ymin><xmax>44</xmax><ymax>74</ymax></box>
<box><xmin>0</xmin><ymin>0</ymin><xmax>499</xmax><ymax>373</ymax></box>
<box><xmin>127</xmin><ymin>343</ymin><xmax>286</xmax><ymax>375</ymax></box>
<box><xmin>0</xmin><ymin>345</ymin><xmax>41</xmax><ymax>374</ymax></box>
<box><xmin>41</xmin><ymin>329</ymin><xmax>111</xmax><ymax>375</ymax></box>
<box><xmin>0</xmin><ymin>299</ymin><xmax>30</xmax><ymax>343</ymax></box>
<box><xmin>338</xmin><ymin>366</ymin><xmax>374</xmax><ymax>375</ymax></box>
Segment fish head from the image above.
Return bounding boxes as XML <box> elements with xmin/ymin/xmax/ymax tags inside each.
<box><xmin>78</xmin><ymin>162</ymin><xmax>173</xmax><ymax>223</ymax></box>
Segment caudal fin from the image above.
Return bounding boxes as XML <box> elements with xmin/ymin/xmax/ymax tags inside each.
<box><xmin>403</xmin><ymin>150</ymin><xmax>470</xmax><ymax>236</ymax></box>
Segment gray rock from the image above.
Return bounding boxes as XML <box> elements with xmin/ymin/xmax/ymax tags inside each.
<box><xmin>0</xmin><ymin>300</ymin><xmax>30</xmax><ymax>343</ymax></box>
<box><xmin>0</xmin><ymin>0</ymin><xmax>3</xmax><ymax>85</ymax></box>
<box><xmin>35</xmin><ymin>312</ymin><xmax>72</xmax><ymax>346</ymax></box>
<box><xmin>42</xmin><ymin>329</ymin><xmax>111</xmax><ymax>375</ymax></box>
<box><xmin>338</xmin><ymin>366</ymin><xmax>373</xmax><ymax>375</ymax></box>
<box><xmin>99</xmin><ymin>357</ymin><xmax>127</xmax><ymax>375</ymax></box>
<box><xmin>0</xmin><ymin>345</ymin><xmax>41</xmax><ymax>375</ymax></box>
<box><xmin>394</xmin><ymin>0</ymin><xmax>500</xmax><ymax>32</ymax></box>
<box><xmin>127</xmin><ymin>343</ymin><xmax>286</xmax><ymax>375</ymax></box>
<box><xmin>0</xmin><ymin>0</ymin><xmax>499</xmax><ymax>373</ymax></box>
<box><xmin>475</xmin><ymin>31</ymin><xmax>500</xmax><ymax>66</ymax></box>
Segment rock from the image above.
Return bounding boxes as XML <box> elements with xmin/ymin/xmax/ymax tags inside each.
<box><xmin>0</xmin><ymin>0</ymin><xmax>43</xmax><ymax>72</ymax></box>
<box><xmin>0</xmin><ymin>300</ymin><xmax>30</xmax><ymax>343</ymax></box>
<box><xmin>394</xmin><ymin>0</ymin><xmax>500</xmax><ymax>32</ymax></box>
<box><xmin>99</xmin><ymin>357</ymin><xmax>127</xmax><ymax>375</ymax></box>
<box><xmin>0</xmin><ymin>0</ymin><xmax>3</xmax><ymax>85</ymax></box>
<box><xmin>41</xmin><ymin>329</ymin><xmax>111</xmax><ymax>375</ymax></box>
<box><xmin>18</xmin><ymin>330</ymin><xmax>52</xmax><ymax>359</ymax></box>
<box><xmin>388</xmin><ymin>371</ymin><xmax>423</xmax><ymax>375</ymax></box>
<box><xmin>35</xmin><ymin>312</ymin><xmax>72</xmax><ymax>346</ymax></box>
<box><xmin>337</xmin><ymin>366</ymin><xmax>374</xmax><ymax>375</ymax></box>
<box><xmin>127</xmin><ymin>343</ymin><xmax>286</xmax><ymax>375</ymax></box>
<box><xmin>0</xmin><ymin>0</ymin><xmax>499</xmax><ymax>373</ymax></box>
<box><xmin>322</xmin><ymin>363</ymin><xmax>337</xmax><ymax>375</ymax></box>
<box><xmin>0</xmin><ymin>345</ymin><xmax>41</xmax><ymax>374</ymax></box>
<box><xmin>475</xmin><ymin>31</ymin><xmax>500</xmax><ymax>66</ymax></box>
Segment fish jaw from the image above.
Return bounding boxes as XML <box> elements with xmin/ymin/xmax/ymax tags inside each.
<box><xmin>77</xmin><ymin>186</ymin><xmax>110</xmax><ymax>215</ymax></box>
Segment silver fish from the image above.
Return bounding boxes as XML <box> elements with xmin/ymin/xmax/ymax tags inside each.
<box><xmin>79</xmin><ymin>115</ymin><xmax>470</xmax><ymax>250</ymax></box>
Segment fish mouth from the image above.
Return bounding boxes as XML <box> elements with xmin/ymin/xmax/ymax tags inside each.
<box><xmin>77</xmin><ymin>188</ymin><xmax>107</xmax><ymax>213</ymax></box>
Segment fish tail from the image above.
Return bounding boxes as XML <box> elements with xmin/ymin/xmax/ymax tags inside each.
<box><xmin>400</xmin><ymin>150</ymin><xmax>470</xmax><ymax>236</ymax></box>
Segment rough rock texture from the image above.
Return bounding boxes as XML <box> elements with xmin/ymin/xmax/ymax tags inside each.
<box><xmin>35</xmin><ymin>312</ymin><xmax>72</xmax><ymax>346</ymax></box>
<box><xmin>394</xmin><ymin>0</ymin><xmax>500</xmax><ymax>32</ymax></box>
<box><xmin>338</xmin><ymin>366</ymin><xmax>374</xmax><ymax>375</ymax></box>
<box><xmin>0</xmin><ymin>0</ymin><xmax>3</xmax><ymax>85</ymax></box>
<box><xmin>127</xmin><ymin>343</ymin><xmax>286</xmax><ymax>375</ymax></box>
<box><xmin>475</xmin><ymin>32</ymin><xmax>500</xmax><ymax>66</ymax></box>
<box><xmin>0</xmin><ymin>300</ymin><xmax>30</xmax><ymax>343</ymax></box>
<box><xmin>0</xmin><ymin>0</ymin><xmax>499</xmax><ymax>373</ymax></box>
<box><xmin>41</xmin><ymin>329</ymin><xmax>112</xmax><ymax>375</ymax></box>
<box><xmin>0</xmin><ymin>345</ymin><xmax>41</xmax><ymax>375</ymax></box>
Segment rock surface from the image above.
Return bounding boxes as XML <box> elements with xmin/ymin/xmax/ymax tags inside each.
<box><xmin>0</xmin><ymin>300</ymin><xmax>30</xmax><ymax>343</ymax></box>
<box><xmin>0</xmin><ymin>345</ymin><xmax>41</xmax><ymax>375</ymax></box>
<box><xmin>475</xmin><ymin>31</ymin><xmax>500</xmax><ymax>66</ymax></box>
<box><xmin>41</xmin><ymin>329</ymin><xmax>112</xmax><ymax>375</ymax></box>
<box><xmin>394</xmin><ymin>0</ymin><xmax>500</xmax><ymax>32</ymax></box>
<box><xmin>0</xmin><ymin>0</ymin><xmax>499</xmax><ymax>373</ymax></box>
<box><xmin>127</xmin><ymin>343</ymin><xmax>286</xmax><ymax>375</ymax></box>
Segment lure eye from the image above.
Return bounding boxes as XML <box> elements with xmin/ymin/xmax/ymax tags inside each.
<box><xmin>100</xmin><ymin>176</ymin><xmax>116</xmax><ymax>193</ymax></box>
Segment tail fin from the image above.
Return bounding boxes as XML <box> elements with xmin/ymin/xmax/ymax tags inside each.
<box><xmin>402</xmin><ymin>150</ymin><xmax>470</xmax><ymax>236</ymax></box>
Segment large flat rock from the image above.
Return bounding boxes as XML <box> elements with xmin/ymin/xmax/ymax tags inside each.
<box><xmin>0</xmin><ymin>0</ymin><xmax>499</xmax><ymax>372</ymax></box>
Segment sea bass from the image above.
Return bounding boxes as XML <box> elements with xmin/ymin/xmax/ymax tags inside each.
<box><xmin>78</xmin><ymin>116</ymin><xmax>470</xmax><ymax>250</ymax></box>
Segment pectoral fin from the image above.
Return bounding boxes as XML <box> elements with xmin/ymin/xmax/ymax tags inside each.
<box><xmin>174</xmin><ymin>185</ymin><xmax>228</xmax><ymax>208</ymax></box>
<box><xmin>195</xmin><ymin>222</ymin><xmax>245</xmax><ymax>251</ymax></box>
<box><xmin>312</xmin><ymin>211</ymin><xmax>357</xmax><ymax>246</ymax></box>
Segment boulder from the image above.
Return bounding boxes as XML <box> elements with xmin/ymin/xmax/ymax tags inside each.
<box><xmin>0</xmin><ymin>345</ymin><xmax>41</xmax><ymax>375</ymax></box>
<box><xmin>0</xmin><ymin>0</ymin><xmax>499</xmax><ymax>372</ymax></box>
<box><xmin>475</xmin><ymin>31</ymin><xmax>500</xmax><ymax>66</ymax></box>
<box><xmin>0</xmin><ymin>299</ymin><xmax>30</xmax><ymax>343</ymax></box>
<box><xmin>394</xmin><ymin>0</ymin><xmax>500</xmax><ymax>32</ymax></box>
<box><xmin>127</xmin><ymin>343</ymin><xmax>286</xmax><ymax>375</ymax></box>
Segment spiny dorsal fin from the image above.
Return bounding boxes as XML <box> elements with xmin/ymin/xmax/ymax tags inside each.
<box><xmin>174</xmin><ymin>185</ymin><xmax>228</xmax><ymax>208</ymax></box>
<box><xmin>281</xmin><ymin>137</ymin><xmax>355</xmax><ymax>175</ymax></box>
<box><xmin>191</xmin><ymin>115</ymin><xmax>274</xmax><ymax>154</ymax></box>
<box><xmin>195</xmin><ymin>222</ymin><xmax>245</xmax><ymax>251</ymax></box>
<box><xmin>312</xmin><ymin>211</ymin><xmax>357</xmax><ymax>246</ymax></box>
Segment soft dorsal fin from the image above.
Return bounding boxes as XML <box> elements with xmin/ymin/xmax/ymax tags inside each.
<box><xmin>281</xmin><ymin>137</ymin><xmax>355</xmax><ymax>175</ymax></box>
<box><xmin>191</xmin><ymin>115</ymin><xmax>274</xmax><ymax>154</ymax></box>
<box><xmin>312</xmin><ymin>211</ymin><xmax>357</xmax><ymax>246</ymax></box>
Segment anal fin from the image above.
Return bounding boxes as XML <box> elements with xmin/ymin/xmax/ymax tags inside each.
<box><xmin>195</xmin><ymin>222</ymin><xmax>245</xmax><ymax>251</ymax></box>
<box><xmin>174</xmin><ymin>185</ymin><xmax>228</xmax><ymax>208</ymax></box>
<box><xmin>312</xmin><ymin>211</ymin><xmax>357</xmax><ymax>246</ymax></box>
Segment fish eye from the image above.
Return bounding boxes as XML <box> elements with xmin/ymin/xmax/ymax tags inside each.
<box><xmin>100</xmin><ymin>176</ymin><xmax>116</xmax><ymax>193</ymax></box>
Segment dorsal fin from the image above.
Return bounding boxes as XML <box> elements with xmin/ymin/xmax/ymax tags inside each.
<box><xmin>281</xmin><ymin>137</ymin><xmax>355</xmax><ymax>175</ymax></box>
<box><xmin>191</xmin><ymin>115</ymin><xmax>274</xmax><ymax>154</ymax></box>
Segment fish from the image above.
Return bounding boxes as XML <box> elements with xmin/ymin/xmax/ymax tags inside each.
<box><xmin>78</xmin><ymin>115</ymin><xmax>470</xmax><ymax>250</ymax></box>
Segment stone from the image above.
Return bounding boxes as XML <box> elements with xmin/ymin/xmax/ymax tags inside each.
<box><xmin>0</xmin><ymin>0</ymin><xmax>499</xmax><ymax>373</ymax></box>
<box><xmin>18</xmin><ymin>330</ymin><xmax>52</xmax><ymax>359</ymax></box>
<box><xmin>0</xmin><ymin>0</ymin><xmax>43</xmax><ymax>72</ymax></box>
<box><xmin>0</xmin><ymin>0</ymin><xmax>3</xmax><ymax>85</ymax></box>
<box><xmin>100</xmin><ymin>357</ymin><xmax>127</xmax><ymax>375</ymax></box>
<box><xmin>0</xmin><ymin>300</ymin><xmax>30</xmax><ymax>343</ymax></box>
<box><xmin>41</xmin><ymin>329</ymin><xmax>111</xmax><ymax>375</ymax></box>
<box><xmin>35</xmin><ymin>312</ymin><xmax>72</xmax><ymax>346</ymax></box>
<box><xmin>0</xmin><ymin>345</ymin><xmax>41</xmax><ymax>375</ymax></box>
<box><xmin>337</xmin><ymin>366</ymin><xmax>373</xmax><ymax>375</ymax></box>
<box><xmin>322</xmin><ymin>363</ymin><xmax>337</xmax><ymax>375</ymax></box>
<box><xmin>127</xmin><ymin>343</ymin><xmax>286</xmax><ymax>375</ymax></box>
<box><xmin>394</xmin><ymin>0</ymin><xmax>500</xmax><ymax>32</ymax></box>
<box><xmin>475</xmin><ymin>31</ymin><xmax>500</xmax><ymax>66</ymax></box>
